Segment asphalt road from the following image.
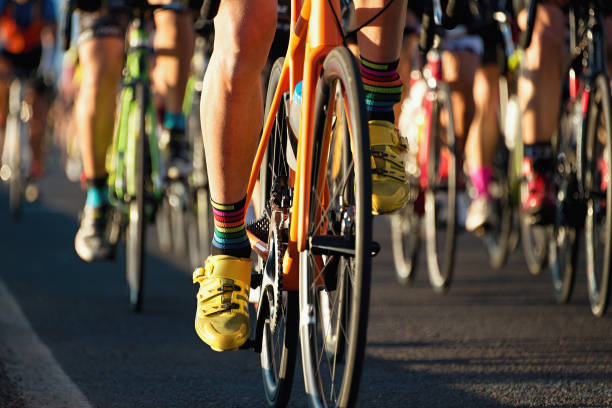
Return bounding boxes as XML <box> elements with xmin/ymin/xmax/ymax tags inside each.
<box><xmin>1</xmin><ymin>157</ymin><xmax>611</xmax><ymax>408</ymax></box>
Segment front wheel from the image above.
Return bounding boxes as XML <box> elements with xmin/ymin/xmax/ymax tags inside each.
<box><xmin>584</xmin><ymin>74</ymin><xmax>612</xmax><ymax>317</ymax></box>
<box><xmin>299</xmin><ymin>47</ymin><xmax>371</xmax><ymax>408</ymax></box>
<box><xmin>424</xmin><ymin>84</ymin><xmax>457</xmax><ymax>294</ymax></box>
<box><xmin>125</xmin><ymin>83</ymin><xmax>147</xmax><ymax>312</ymax></box>
<box><xmin>391</xmin><ymin>203</ymin><xmax>421</xmax><ymax>285</ymax></box>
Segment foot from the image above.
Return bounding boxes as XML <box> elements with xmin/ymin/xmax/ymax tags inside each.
<box><xmin>369</xmin><ymin>120</ymin><xmax>410</xmax><ymax>214</ymax></box>
<box><xmin>521</xmin><ymin>157</ymin><xmax>555</xmax><ymax>224</ymax></box>
<box><xmin>193</xmin><ymin>255</ymin><xmax>251</xmax><ymax>351</ymax></box>
<box><xmin>163</xmin><ymin>129</ymin><xmax>193</xmax><ymax>179</ymax></box>
<box><xmin>74</xmin><ymin>204</ymin><xmax>115</xmax><ymax>262</ymax></box>
<box><xmin>465</xmin><ymin>195</ymin><xmax>499</xmax><ymax>233</ymax></box>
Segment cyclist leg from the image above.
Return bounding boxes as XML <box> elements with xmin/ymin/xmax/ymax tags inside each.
<box><xmin>74</xmin><ymin>12</ymin><xmax>126</xmax><ymax>262</ymax></box>
<box><xmin>151</xmin><ymin>2</ymin><xmax>196</xmax><ymax>178</ymax></box>
<box><xmin>517</xmin><ymin>2</ymin><xmax>566</xmax><ymax>222</ymax></box>
<box><xmin>464</xmin><ymin>24</ymin><xmax>502</xmax><ymax>232</ymax></box>
<box><xmin>195</xmin><ymin>0</ymin><xmax>276</xmax><ymax>351</ymax></box>
<box><xmin>355</xmin><ymin>0</ymin><xmax>410</xmax><ymax>214</ymax></box>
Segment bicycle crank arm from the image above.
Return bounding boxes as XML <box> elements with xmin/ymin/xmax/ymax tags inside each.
<box><xmin>309</xmin><ymin>236</ymin><xmax>381</xmax><ymax>257</ymax></box>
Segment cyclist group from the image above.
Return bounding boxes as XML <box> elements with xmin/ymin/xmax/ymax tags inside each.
<box><xmin>1</xmin><ymin>0</ymin><xmax>611</xmax><ymax>391</ymax></box>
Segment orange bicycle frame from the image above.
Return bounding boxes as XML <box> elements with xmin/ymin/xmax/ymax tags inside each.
<box><xmin>245</xmin><ymin>0</ymin><xmax>344</xmax><ymax>290</ymax></box>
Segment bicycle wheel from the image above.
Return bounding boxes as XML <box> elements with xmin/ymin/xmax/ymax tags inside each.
<box><xmin>299</xmin><ymin>47</ymin><xmax>371</xmax><ymax>408</ymax></box>
<box><xmin>549</xmin><ymin>93</ymin><xmax>581</xmax><ymax>304</ymax></box>
<box><xmin>156</xmin><ymin>197</ymin><xmax>172</xmax><ymax>253</ymax></box>
<box><xmin>519</xmin><ymin>213</ymin><xmax>548</xmax><ymax>275</ymax></box>
<box><xmin>259</xmin><ymin>57</ymin><xmax>298</xmax><ymax>407</ymax></box>
<box><xmin>6</xmin><ymin>79</ymin><xmax>23</xmax><ymax>219</ymax></box>
<box><xmin>126</xmin><ymin>83</ymin><xmax>147</xmax><ymax>312</ymax></box>
<box><xmin>584</xmin><ymin>74</ymin><xmax>612</xmax><ymax>317</ymax></box>
<box><xmin>168</xmin><ymin>181</ymin><xmax>188</xmax><ymax>256</ymax></box>
<box><xmin>424</xmin><ymin>84</ymin><xmax>457</xmax><ymax>294</ymax></box>
<box><xmin>391</xmin><ymin>203</ymin><xmax>420</xmax><ymax>285</ymax></box>
<box><xmin>484</xmin><ymin>143</ymin><xmax>515</xmax><ymax>269</ymax></box>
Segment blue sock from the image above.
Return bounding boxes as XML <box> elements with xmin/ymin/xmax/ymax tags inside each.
<box><xmin>86</xmin><ymin>186</ymin><xmax>109</xmax><ymax>209</ymax></box>
<box><xmin>163</xmin><ymin>111</ymin><xmax>186</xmax><ymax>132</ymax></box>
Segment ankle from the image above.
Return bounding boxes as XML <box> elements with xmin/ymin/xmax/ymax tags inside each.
<box><xmin>211</xmin><ymin>197</ymin><xmax>252</xmax><ymax>259</ymax></box>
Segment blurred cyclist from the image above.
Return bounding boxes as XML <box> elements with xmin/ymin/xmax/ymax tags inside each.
<box><xmin>73</xmin><ymin>0</ymin><xmax>198</xmax><ymax>262</ymax></box>
<box><xmin>0</xmin><ymin>0</ymin><xmax>56</xmax><ymax>188</ymax></box>
<box><xmin>517</xmin><ymin>0</ymin><xmax>612</xmax><ymax>224</ymax></box>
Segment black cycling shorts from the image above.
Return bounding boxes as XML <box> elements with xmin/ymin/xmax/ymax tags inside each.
<box><xmin>77</xmin><ymin>11</ymin><xmax>130</xmax><ymax>44</ymax></box>
<box><xmin>0</xmin><ymin>47</ymin><xmax>42</xmax><ymax>75</ymax></box>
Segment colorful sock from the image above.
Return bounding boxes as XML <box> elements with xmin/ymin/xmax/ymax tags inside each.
<box><xmin>469</xmin><ymin>166</ymin><xmax>493</xmax><ymax>199</ymax></box>
<box><xmin>85</xmin><ymin>176</ymin><xmax>110</xmax><ymax>209</ymax></box>
<box><xmin>211</xmin><ymin>197</ymin><xmax>251</xmax><ymax>259</ymax></box>
<box><xmin>163</xmin><ymin>110</ymin><xmax>186</xmax><ymax>133</ymax></box>
<box><xmin>524</xmin><ymin>142</ymin><xmax>553</xmax><ymax>173</ymax></box>
<box><xmin>360</xmin><ymin>57</ymin><xmax>402</xmax><ymax>123</ymax></box>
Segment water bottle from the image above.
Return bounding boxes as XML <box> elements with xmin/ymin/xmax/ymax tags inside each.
<box><xmin>289</xmin><ymin>81</ymin><xmax>302</xmax><ymax>136</ymax></box>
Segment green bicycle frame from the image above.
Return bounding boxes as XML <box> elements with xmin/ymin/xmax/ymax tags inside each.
<box><xmin>107</xmin><ymin>18</ymin><xmax>162</xmax><ymax>203</ymax></box>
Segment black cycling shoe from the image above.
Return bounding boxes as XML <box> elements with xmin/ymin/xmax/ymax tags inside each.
<box><xmin>74</xmin><ymin>204</ymin><xmax>115</xmax><ymax>262</ymax></box>
<box><xmin>164</xmin><ymin>129</ymin><xmax>193</xmax><ymax>180</ymax></box>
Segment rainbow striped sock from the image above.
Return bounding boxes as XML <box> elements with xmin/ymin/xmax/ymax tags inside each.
<box><xmin>360</xmin><ymin>57</ymin><xmax>402</xmax><ymax>123</ymax></box>
<box><xmin>211</xmin><ymin>197</ymin><xmax>251</xmax><ymax>259</ymax></box>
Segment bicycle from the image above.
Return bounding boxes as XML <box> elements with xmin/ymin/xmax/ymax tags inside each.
<box><xmin>1</xmin><ymin>75</ymin><xmax>32</xmax><ymax>219</ymax></box>
<box><xmin>392</xmin><ymin>26</ymin><xmax>458</xmax><ymax>292</ymax></box>
<box><xmin>64</xmin><ymin>0</ymin><xmax>165</xmax><ymax>312</ymax></box>
<box><xmin>221</xmin><ymin>0</ymin><xmax>376</xmax><ymax>403</ymax></box>
<box><xmin>539</xmin><ymin>0</ymin><xmax>612</xmax><ymax>317</ymax></box>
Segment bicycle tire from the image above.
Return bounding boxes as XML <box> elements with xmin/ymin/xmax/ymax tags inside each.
<box><xmin>584</xmin><ymin>74</ymin><xmax>612</xmax><ymax>317</ymax></box>
<box><xmin>519</xmin><ymin>213</ymin><xmax>548</xmax><ymax>275</ymax></box>
<box><xmin>126</xmin><ymin>82</ymin><xmax>147</xmax><ymax>313</ymax></box>
<box><xmin>299</xmin><ymin>46</ymin><xmax>371</xmax><ymax>408</ymax></box>
<box><xmin>156</xmin><ymin>197</ymin><xmax>173</xmax><ymax>253</ymax></box>
<box><xmin>169</xmin><ymin>181</ymin><xmax>188</xmax><ymax>256</ymax></box>
<box><xmin>549</xmin><ymin>91</ymin><xmax>581</xmax><ymax>304</ymax></box>
<box><xmin>7</xmin><ymin>79</ymin><xmax>23</xmax><ymax>219</ymax></box>
<box><xmin>259</xmin><ymin>57</ymin><xmax>298</xmax><ymax>408</ymax></box>
<box><xmin>391</xmin><ymin>204</ymin><xmax>420</xmax><ymax>285</ymax></box>
<box><xmin>424</xmin><ymin>83</ymin><xmax>457</xmax><ymax>294</ymax></box>
<box><xmin>484</xmin><ymin>143</ymin><xmax>514</xmax><ymax>270</ymax></box>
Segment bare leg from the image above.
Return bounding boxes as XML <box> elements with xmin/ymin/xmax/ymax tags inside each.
<box><xmin>76</xmin><ymin>38</ymin><xmax>124</xmax><ymax>179</ymax></box>
<box><xmin>201</xmin><ymin>0</ymin><xmax>276</xmax><ymax>203</ymax></box>
<box><xmin>354</xmin><ymin>0</ymin><xmax>407</xmax><ymax>63</ymax></box>
<box><xmin>442</xmin><ymin>50</ymin><xmax>478</xmax><ymax>151</ymax></box>
<box><xmin>152</xmin><ymin>9</ymin><xmax>194</xmax><ymax>114</ymax></box>
<box><xmin>465</xmin><ymin>64</ymin><xmax>500</xmax><ymax>170</ymax></box>
<box><xmin>518</xmin><ymin>4</ymin><xmax>566</xmax><ymax>145</ymax></box>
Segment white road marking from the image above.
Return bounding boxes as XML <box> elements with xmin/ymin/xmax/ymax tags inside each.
<box><xmin>0</xmin><ymin>279</ymin><xmax>93</xmax><ymax>408</ymax></box>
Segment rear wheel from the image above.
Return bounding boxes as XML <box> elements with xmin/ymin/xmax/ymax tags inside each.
<box><xmin>299</xmin><ymin>47</ymin><xmax>371</xmax><ymax>408</ymax></box>
<box><xmin>520</xmin><ymin>220</ymin><xmax>548</xmax><ymax>275</ymax></box>
<box><xmin>484</xmin><ymin>143</ymin><xmax>514</xmax><ymax>269</ymax></box>
<box><xmin>391</xmin><ymin>203</ymin><xmax>420</xmax><ymax>285</ymax></box>
<box><xmin>424</xmin><ymin>84</ymin><xmax>457</xmax><ymax>294</ymax></box>
<box><xmin>549</xmin><ymin>92</ymin><xmax>581</xmax><ymax>304</ymax></box>
<box><xmin>584</xmin><ymin>74</ymin><xmax>612</xmax><ymax>317</ymax></box>
<box><xmin>259</xmin><ymin>57</ymin><xmax>298</xmax><ymax>407</ymax></box>
<box><xmin>126</xmin><ymin>83</ymin><xmax>147</xmax><ymax>312</ymax></box>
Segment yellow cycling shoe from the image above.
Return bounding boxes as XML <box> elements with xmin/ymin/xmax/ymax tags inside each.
<box><xmin>193</xmin><ymin>255</ymin><xmax>252</xmax><ymax>352</ymax></box>
<box><xmin>369</xmin><ymin>120</ymin><xmax>410</xmax><ymax>215</ymax></box>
